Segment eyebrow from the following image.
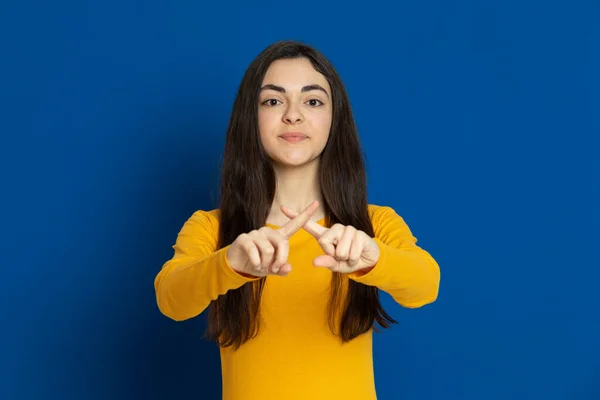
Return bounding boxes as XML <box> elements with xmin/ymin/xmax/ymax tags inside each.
<box><xmin>260</xmin><ymin>84</ymin><xmax>330</xmax><ymax>98</ymax></box>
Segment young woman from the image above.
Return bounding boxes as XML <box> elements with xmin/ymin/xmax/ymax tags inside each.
<box><xmin>154</xmin><ymin>40</ymin><xmax>441</xmax><ymax>400</ymax></box>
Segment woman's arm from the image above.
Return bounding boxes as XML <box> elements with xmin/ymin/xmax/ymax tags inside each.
<box><xmin>154</xmin><ymin>210</ymin><xmax>259</xmax><ymax>321</ymax></box>
<box><xmin>349</xmin><ymin>206</ymin><xmax>441</xmax><ymax>308</ymax></box>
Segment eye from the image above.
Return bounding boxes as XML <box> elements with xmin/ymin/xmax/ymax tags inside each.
<box><xmin>307</xmin><ymin>99</ymin><xmax>324</xmax><ymax>107</ymax></box>
<box><xmin>262</xmin><ymin>99</ymin><xmax>282</xmax><ymax>106</ymax></box>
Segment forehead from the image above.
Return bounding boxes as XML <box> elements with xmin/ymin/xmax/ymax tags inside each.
<box><xmin>262</xmin><ymin>58</ymin><xmax>330</xmax><ymax>91</ymax></box>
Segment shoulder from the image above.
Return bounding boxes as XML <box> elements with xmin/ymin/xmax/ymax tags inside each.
<box><xmin>186</xmin><ymin>208</ymin><xmax>221</xmax><ymax>226</ymax></box>
<box><xmin>178</xmin><ymin>208</ymin><xmax>221</xmax><ymax>241</ymax></box>
<box><xmin>367</xmin><ymin>203</ymin><xmax>402</xmax><ymax>222</ymax></box>
<box><xmin>197</xmin><ymin>206</ymin><xmax>400</xmax><ymax>225</ymax></box>
<box><xmin>190</xmin><ymin>206</ymin><xmax>405</xmax><ymax>232</ymax></box>
<box><xmin>201</xmin><ymin>208</ymin><xmax>221</xmax><ymax>224</ymax></box>
<box><xmin>367</xmin><ymin>203</ymin><xmax>415</xmax><ymax>239</ymax></box>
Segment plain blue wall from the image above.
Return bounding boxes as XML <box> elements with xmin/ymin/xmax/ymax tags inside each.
<box><xmin>1</xmin><ymin>1</ymin><xmax>598</xmax><ymax>399</ymax></box>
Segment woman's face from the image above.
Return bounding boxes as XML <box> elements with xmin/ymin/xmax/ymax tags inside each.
<box><xmin>258</xmin><ymin>58</ymin><xmax>333</xmax><ymax>168</ymax></box>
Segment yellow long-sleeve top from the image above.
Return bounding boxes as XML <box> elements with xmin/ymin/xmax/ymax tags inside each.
<box><xmin>154</xmin><ymin>204</ymin><xmax>440</xmax><ymax>400</ymax></box>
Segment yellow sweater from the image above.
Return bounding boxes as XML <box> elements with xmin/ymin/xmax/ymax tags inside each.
<box><xmin>154</xmin><ymin>204</ymin><xmax>440</xmax><ymax>400</ymax></box>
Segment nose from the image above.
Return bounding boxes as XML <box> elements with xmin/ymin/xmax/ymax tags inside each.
<box><xmin>282</xmin><ymin>103</ymin><xmax>304</xmax><ymax>125</ymax></box>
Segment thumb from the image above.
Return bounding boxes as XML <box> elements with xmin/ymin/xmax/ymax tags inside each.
<box><xmin>313</xmin><ymin>255</ymin><xmax>337</xmax><ymax>268</ymax></box>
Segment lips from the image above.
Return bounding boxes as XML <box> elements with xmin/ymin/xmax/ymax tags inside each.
<box><xmin>280</xmin><ymin>132</ymin><xmax>307</xmax><ymax>139</ymax></box>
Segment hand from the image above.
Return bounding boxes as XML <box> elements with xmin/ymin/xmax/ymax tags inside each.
<box><xmin>280</xmin><ymin>206</ymin><xmax>380</xmax><ymax>274</ymax></box>
<box><xmin>226</xmin><ymin>200</ymin><xmax>320</xmax><ymax>277</ymax></box>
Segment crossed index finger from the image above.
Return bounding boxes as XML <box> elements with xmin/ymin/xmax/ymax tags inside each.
<box><xmin>277</xmin><ymin>200</ymin><xmax>320</xmax><ymax>238</ymax></box>
<box><xmin>280</xmin><ymin>204</ymin><xmax>328</xmax><ymax>239</ymax></box>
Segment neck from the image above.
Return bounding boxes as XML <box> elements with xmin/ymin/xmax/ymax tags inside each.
<box><xmin>268</xmin><ymin>159</ymin><xmax>325</xmax><ymax>225</ymax></box>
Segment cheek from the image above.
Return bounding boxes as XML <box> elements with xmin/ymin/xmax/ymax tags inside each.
<box><xmin>257</xmin><ymin>110</ymin><xmax>276</xmax><ymax>138</ymax></box>
<box><xmin>257</xmin><ymin>110</ymin><xmax>267</xmax><ymax>132</ymax></box>
<box><xmin>311</xmin><ymin>111</ymin><xmax>332</xmax><ymax>139</ymax></box>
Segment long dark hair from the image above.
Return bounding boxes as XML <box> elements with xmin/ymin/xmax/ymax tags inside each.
<box><xmin>206</xmin><ymin>40</ymin><xmax>396</xmax><ymax>350</ymax></box>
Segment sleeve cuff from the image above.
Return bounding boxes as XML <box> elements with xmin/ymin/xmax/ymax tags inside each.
<box><xmin>217</xmin><ymin>246</ymin><xmax>262</xmax><ymax>285</ymax></box>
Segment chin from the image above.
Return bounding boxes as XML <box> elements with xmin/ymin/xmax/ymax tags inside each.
<box><xmin>272</xmin><ymin>155</ymin><xmax>316</xmax><ymax>168</ymax></box>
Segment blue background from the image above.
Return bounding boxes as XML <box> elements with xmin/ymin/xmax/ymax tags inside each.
<box><xmin>1</xmin><ymin>1</ymin><xmax>598</xmax><ymax>399</ymax></box>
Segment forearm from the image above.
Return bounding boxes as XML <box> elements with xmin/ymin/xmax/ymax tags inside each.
<box><xmin>154</xmin><ymin>246</ymin><xmax>258</xmax><ymax>321</ymax></box>
<box><xmin>350</xmin><ymin>238</ymin><xmax>440</xmax><ymax>308</ymax></box>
